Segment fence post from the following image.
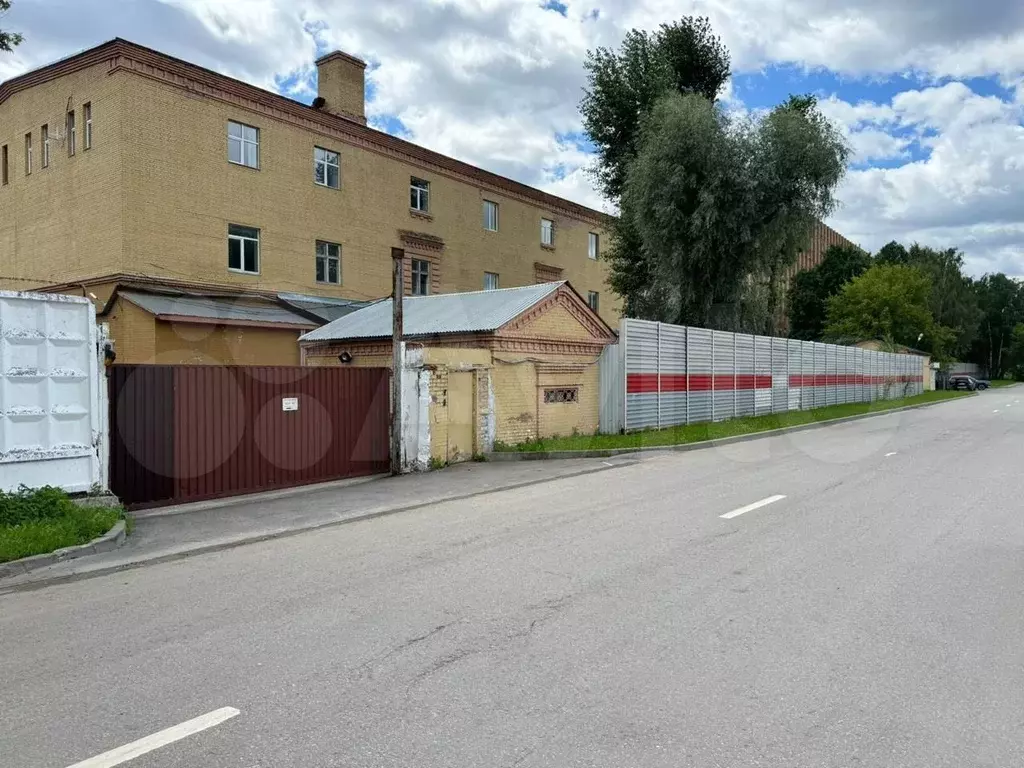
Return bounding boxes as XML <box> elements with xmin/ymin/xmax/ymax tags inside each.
<box><xmin>733</xmin><ymin>335</ymin><xmax>738</xmax><ymax>419</ymax></box>
<box><xmin>711</xmin><ymin>331</ymin><xmax>716</xmax><ymax>422</ymax></box>
<box><xmin>657</xmin><ymin>322</ymin><xmax>662</xmax><ymax>430</ymax></box>
<box><xmin>685</xmin><ymin>326</ymin><xmax>690</xmax><ymax>425</ymax></box>
<box><xmin>621</xmin><ymin>320</ymin><xmax>628</xmax><ymax>432</ymax></box>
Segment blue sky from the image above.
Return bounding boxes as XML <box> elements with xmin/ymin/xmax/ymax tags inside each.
<box><xmin>3</xmin><ymin>0</ymin><xmax>1023</xmax><ymax>276</ymax></box>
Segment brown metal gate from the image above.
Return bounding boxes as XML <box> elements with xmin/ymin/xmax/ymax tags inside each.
<box><xmin>109</xmin><ymin>365</ymin><xmax>390</xmax><ymax>509</ymax></box>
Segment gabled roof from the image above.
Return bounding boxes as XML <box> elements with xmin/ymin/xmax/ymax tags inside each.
<box><xmin>301</xmin><ymin>283</ymin><xmax>576</xmax><ymax>342</ymax></box>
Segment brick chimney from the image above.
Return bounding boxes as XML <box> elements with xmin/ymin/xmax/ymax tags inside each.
<box><xmin>315</xmin><ymin>50</ymin><xmax>367</xmax><ymax>124</ymax></box>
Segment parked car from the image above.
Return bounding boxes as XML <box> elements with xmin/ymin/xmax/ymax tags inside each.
<box><xmin>948</xmin><ymin>374</ymin><xmax>980</xmax><ymax>391</ymax></box>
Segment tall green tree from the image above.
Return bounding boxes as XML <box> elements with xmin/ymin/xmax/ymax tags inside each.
<box><xmin>904</xmin><ymin>245</ymin><xmax>979</xmax><ymax>357</ymax></box>
<box><xmin>823</xmin><ymin>263</ymin><xmax>954</xmax><ymax>355</ymax></box>
<box><xmin>580</xmin><ymin>18</ymin><xmax>731</xmax><ymax>201</ymax></box>
<box><xmin>874</xmin><ymin>240</ymin><xmax>909</xmax><ymax>265</ymax></box>
<box><xmin>971</xmin><ymin>274</ymin><xmax>1024</xmax><ymax>378</ymax></box>
<box><xmin>749</xmin><ymin>95</ymin><xmax>850</xmax><ymax>333</ymax></box>
<box><xmin>788</xmin><ymin>244</ymin><xmax>871</xmax><ymax>340</ymax></box>
<box><xmin>622</xmin><ymin>92</ymin><xmax>757</xmax><ymax>326</ymax></box>
<box><xmin>0</xmin><ymin>0</ymin><xmax>22</xmax><ymax>53</ymax></box>
<box><xmin>581</xmin><ymin>17</ymin><xmax>730</xmax><ymax>321</ymax></box>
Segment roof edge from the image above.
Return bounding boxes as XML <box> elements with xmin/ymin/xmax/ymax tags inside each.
<box><xmin>1</xmin><ymin>39</ymin><xmax>612</xmax><ymax>226</ymax></box>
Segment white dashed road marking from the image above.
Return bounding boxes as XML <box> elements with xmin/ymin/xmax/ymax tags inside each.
<box><xmin>885</xmin><ymin>452</ymin><xmax>898</xmax><ymax>457</ymax></box>
<box><xmin>65</xmin><ymin>707</ymin><xmax>240</xmax><ymax>768</ymax></box>
<box><xmin>720</xmin><ymin>495</ymin><xmax>787</xmax><ymax>520</ymax></box>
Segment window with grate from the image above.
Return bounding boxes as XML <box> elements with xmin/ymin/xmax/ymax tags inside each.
<box><xmin>544</xmin><ymin>388</ymin><xmax>579</xmax><ymax>404</ymax></box>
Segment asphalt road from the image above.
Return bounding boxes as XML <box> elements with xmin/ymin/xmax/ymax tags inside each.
<box><xmin>3</xmin><ymin>390</ymin><xmax>1023</xmax><ymax>768</ymax></box>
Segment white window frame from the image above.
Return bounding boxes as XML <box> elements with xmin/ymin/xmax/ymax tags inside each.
<box><xmin>316</xmin><ymin>240</ymin><xmax>342</xmax><ymax>284</ymax></box>
<box><xmin>411</xmin><ymin>259</ymin><xmax>430</xmax><ymax>296</ymax></box>
<box><xmin>484</xmin><ymin>272</ymin><xmax>499</xmax><ymax>290</ymax></box>
<box><xmin>588</xmin><ymin>291</ymin><xmax>600</xmax><ymax>312</ymax></box>
<box><xmin>588</xmin><ymin>232</ymin><xmax>599</xmax><ymax>260</ymax></box>
<box><xmin>228</xmin><ymin>224</ymin><xmax>260</xmax><ymax>275</ymax></box>
<box><xmin>410</xmin><ymin>177</ymin><xmax>430</xmax><ymax>212</ymax></box>
<box><xmin>84</xmin><ymin>103</ymin><xmax>92</xmax><ymax>150</ymax></box>
<box><xmin>228</xmin><ymin>121</ymin><xmax>260</xmax><ymax>169</ymax></box>
<box><xmin>67</xmin><ymin>110</ymin><xmax>76</xmax><ymax>156</ymax></box>
<box><xmin>24</xmin><ymin>133</ymin><xmax>31</xmax><ymax>175</ymax></box>
<box><xmin>41</xmin><ymin>124</ymin><xmax>49</xmax><ymax>168</ymax></box>
<box><xmin>541</xmin><ymin>218</ymin><xmax>554</xmax><ymax>247</ymax></box>
<box><xmin>483</xmin><ymin>200</ymin><xmax>498</xmax><ymax>232</ymax></box>
<box><xmin>314</xmin><ymin>146</ymin><xmax>340</xmax><ymax>189</ymax></box>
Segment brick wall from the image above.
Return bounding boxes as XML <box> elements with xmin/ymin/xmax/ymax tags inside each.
<box><xmin>3</xmin><ymin>58</ymin><xmax>621</xmax><ymax>330</ymax></box>
<box><xmin>0</xmin><ymin>62</ymin><xmax>125</xmax><ymax>288</ymax></box>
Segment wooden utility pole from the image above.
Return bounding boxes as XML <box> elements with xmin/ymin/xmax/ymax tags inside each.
<box><xmin>391</xmin><ymin>248</ymin><xmax>405</xmax><ymax>474</ymax></box>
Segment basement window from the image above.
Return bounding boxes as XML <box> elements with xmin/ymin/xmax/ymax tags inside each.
<box><xmin>544</xmin><ymin>388</ymin><xmax>579</xmax><ymax>404</ymax></box>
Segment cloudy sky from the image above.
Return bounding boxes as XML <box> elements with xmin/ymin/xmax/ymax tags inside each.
<box><xmin>3</xmin><ymin>0</ymin><xmax>1024</xmax><ymax>276</ymax></box>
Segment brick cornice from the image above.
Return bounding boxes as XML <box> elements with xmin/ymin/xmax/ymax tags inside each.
<box><xmin>399</xmin><ymin>230</ymin><xmax>445</xmax><ymax>253</ymax></box>
<box><xmin>500</xmin><ymin>285</ymin><xmax>615</xmax><ymax>342</ymax></box>
<box><xmin>2</xmin><ymin>39</ymin><xmax>610</xmax><ymax>227</ymax></box>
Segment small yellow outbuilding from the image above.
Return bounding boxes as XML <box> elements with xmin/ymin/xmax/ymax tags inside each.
<box><xmin>300</xmin><ymin>282</ymin><xmax>616</xmax><ymax>465</ymax></box>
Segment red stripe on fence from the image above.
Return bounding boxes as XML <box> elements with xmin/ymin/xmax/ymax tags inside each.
<box><xmin>628</xmin><ymin>372</ymin><xmax>923</xmax><ymax>394</ymax></box>
<box><xmin>626</xmin><ymin>374</ymin><xmax>772</xmax><ymax>394</ymax></box>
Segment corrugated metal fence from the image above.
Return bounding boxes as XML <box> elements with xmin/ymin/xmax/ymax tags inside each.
<box><xmin>109</xmin><ymin>365</ymin><xmax>390</xmax><ymax>508</ymax></box>
<box><xmin>600</xmin><ymin>319</ymin><xmax>925</xmax><ymax>433</ymax></box>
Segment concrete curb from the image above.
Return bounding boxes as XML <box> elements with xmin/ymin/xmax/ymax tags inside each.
<box><xmin>0</xmin><ymin>520</ymin><xmax>126</xmax><ymax>580</ymax></box>
<box><xmin>486</xmin><ymin>397</ymin><xmax>969</xmax><ymax>462</ymax></box>
<box><xmin>0</xmin><ymin>460</ymin><xmax>638</xmax><ymax>593</ymax></box>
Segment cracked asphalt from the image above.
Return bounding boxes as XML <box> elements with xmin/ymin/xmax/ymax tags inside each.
<box><xmin>3</xmin><ymin>390</ymin><xmax>1024</xmax><ymax>767</ymax></box>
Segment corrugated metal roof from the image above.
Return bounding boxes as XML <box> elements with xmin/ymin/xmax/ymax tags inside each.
<box><xmin>276</xmin><ymin>293</ymin><xmax>371</xmax><ymax>324</ymax></box>
<box><xmin>121</xmin><ymin>291</ymin><xmax>316</xmax><ymax>328</ymax></box>
<box><xmin>300</xmin><ymin>282</ymin><xmax>564</xmax><ymax>342</ymax></box>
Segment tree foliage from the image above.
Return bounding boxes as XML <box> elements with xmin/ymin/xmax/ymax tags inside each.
<box><xmin>0</xmin><ymin>0</ymin><xmax>22</xmax><ymax>53</ymax></box>
<box><xmin>582</xmin><ymin>17</ymin><xmax>848</xmax><ymax>332</ymax></box>
<box><xmin>788</xmin><ymin>244</ymin><xmax>872</xmax><ymax>340</ymax></box>
<box><xmin>580</xmin><ymin>18</ymin><xmax>731</xmax><ymax>201</ymax></box>
<box><xmin>903</xmin><ymin>245</ymin><xmax>979</xmax><ymax>357</ymax></box>
<box><xmin>823</xmin><ymin>264</ymin><xmax>954</xmax><ymax>355</ymax></box>
<box><xmin>970</xmin><ymin>274</ymin><xmax>1024</xmax><ymax>378</ymax></box>
<box><xmin>622</xmin><ymin>93</ymin><xmax>757</xmax><ymax>327</ymax></box>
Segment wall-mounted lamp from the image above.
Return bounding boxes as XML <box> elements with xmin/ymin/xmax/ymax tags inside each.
<box><xmin>338</xmin><ymin>351</ymin><xmax>353</xmax><ymax>364</ymax></box>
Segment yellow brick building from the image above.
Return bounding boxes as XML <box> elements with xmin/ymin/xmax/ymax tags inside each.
<box><xmin>0</xmin><ymin>39</ymin><xmax>619</xmax><ymax>364</ymax></box>
<box><xmin>301</xmin><ymin>282</ymin><xmax>615</xmax><ymax>459</ymax></box>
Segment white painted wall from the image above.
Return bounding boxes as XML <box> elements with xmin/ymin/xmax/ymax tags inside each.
<box><xmin>0</xmin><ymin>291</ymin><xmax>106</xmax><ymax>493</ymax></box>
<box><xmin>399</xmin><ymin>344</ymin><xmax>431</xmax><ymax>472</ymax></box>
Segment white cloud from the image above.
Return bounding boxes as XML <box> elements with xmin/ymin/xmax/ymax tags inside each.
<box><xmin>3</xmin><ymin>0</ymin><xmax>1024</xmax><ymax>276</ymax></box>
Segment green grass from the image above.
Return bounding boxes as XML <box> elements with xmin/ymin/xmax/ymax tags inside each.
<box><xmin>989</xmin><ymin>379</ymin><xmax>1017</xmax><ymax>388</ymax></box>
<box><xmin>498</xmin><ymin>390</ymin><xmax>972</xmax><ymax>453</ymax></box>
<box><xmin>0</xmin><ymin>486</ymin><xmax>124</xmax><ymax>564</ymax></box>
